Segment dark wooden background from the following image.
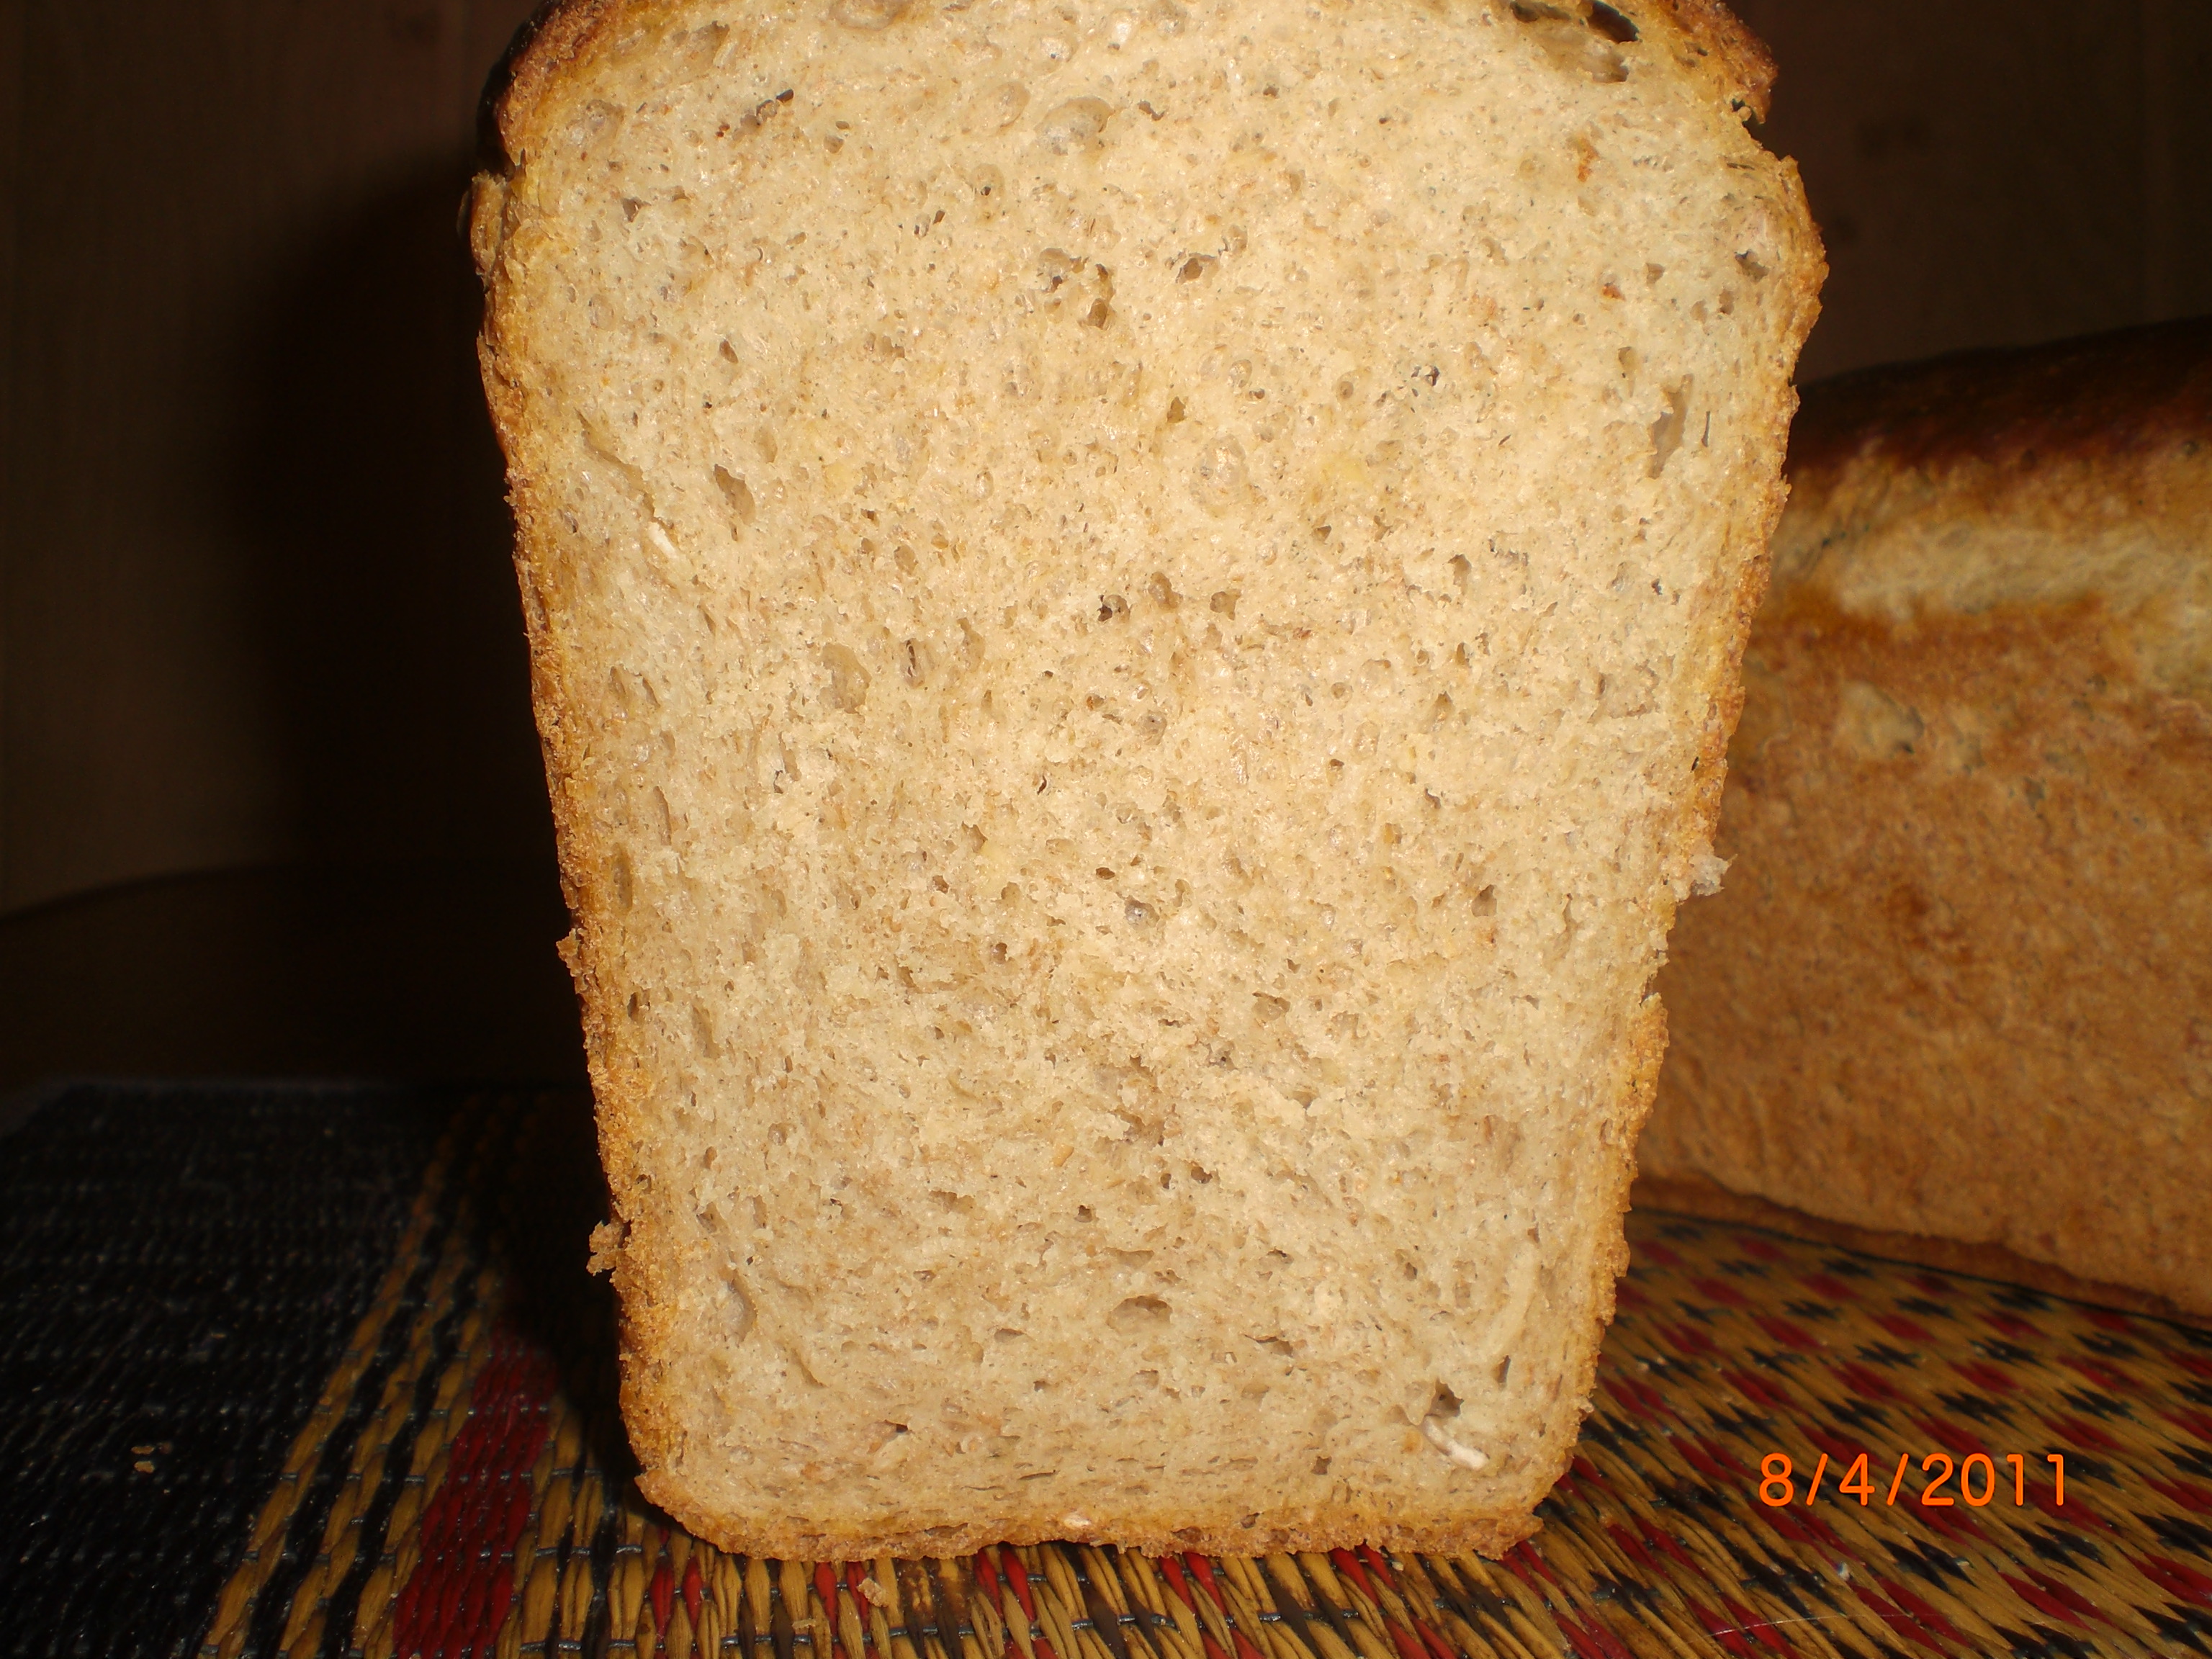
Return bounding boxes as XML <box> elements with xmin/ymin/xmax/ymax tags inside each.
<box><xmin>0</xmin><ymin>0</ymin><xmax>2206</xmax><ymax>1092</ymax></box>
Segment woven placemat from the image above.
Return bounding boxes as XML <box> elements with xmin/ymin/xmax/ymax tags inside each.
<box><xmin>0</xmin><ymin>1082</ymin><xmax>450</xmax><ymax>1659</ymax></box>
<box><xmin>12</xmin><ymin>1087</ymin><xmax>2212</xmax><ymax>1657</ymax></box>
<box><xmin>199</xmin><ymin>1094</ymin><xmax>2212</xmax><ymax>1659</ymax></box>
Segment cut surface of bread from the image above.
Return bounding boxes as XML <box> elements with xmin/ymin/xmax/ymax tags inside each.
<box><xmin>474</xmin><ymin>0</ymin><xmax>1820</xmax><ymax>1557</ymax></box>
<box><xmin>1645</xmin><ymin>321</ymin><xmax>2212</xmax><ymax>1317</ymax></box>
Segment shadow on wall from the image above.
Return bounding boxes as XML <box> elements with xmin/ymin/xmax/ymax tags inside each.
<box><xmin>1732</xmin><ymin>0</ymin><xmax>2212</xmax><ymax>382</ymax></box>
<box><xmin>0</xmin><ymin>153</ymin><xmax>589</xmax><ymax>1092</ymax></box>
<box><xmin>218</xmin><ymin>153</ymin><xmax>582</xmax><ymax>1082</ymax></box>
<box><xmin>0</xmin><ymin>860</ymin><xmax>588</xmax><ymax>1095</ymax></box>
<box><xmin>226</xmin><ymin>151</ymin><xmax>554</xmax><ymax>874</ymax></box>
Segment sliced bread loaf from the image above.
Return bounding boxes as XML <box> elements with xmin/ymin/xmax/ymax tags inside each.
<box><xmin>1643</xmin><ymin>320</ymin><xmax>2212</xmax><ymax>1318</ymax></box>
<box><xmin>472</xmin><ymin>0</ymin><xmax>1820</xmax><ymax>1556</ymax></box>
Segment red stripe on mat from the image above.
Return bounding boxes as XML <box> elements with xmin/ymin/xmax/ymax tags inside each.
<box><xmin>392</xmin><ymin>1326</ymin><xmax>562</xmax><ymax>1658</ymax></box>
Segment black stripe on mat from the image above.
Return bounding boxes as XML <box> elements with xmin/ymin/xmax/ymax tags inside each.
<box><xmin>0</xmin><ymin>1082</ymin><xmax>454</xmax><ymax>1659</ymax></box>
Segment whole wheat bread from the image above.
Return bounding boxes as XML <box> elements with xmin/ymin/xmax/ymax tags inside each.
<box><xmin>1644</xmin><ymin>321</ymin><xmax>2212</xmax><ymax>1318</ymax></box>
<box><xmin>472</xmin><ymin>0</ymin><xmax>1820</xmax><ymax>1557</ymax></box>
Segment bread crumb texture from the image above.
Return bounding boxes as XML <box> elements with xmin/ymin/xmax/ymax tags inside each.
<box><xmin>476</xmin><ymin>0</ymin><xmax>1820</xmax><ymax>1557</ymax></box>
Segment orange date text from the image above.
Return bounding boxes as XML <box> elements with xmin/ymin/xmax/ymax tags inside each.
<box><xmin>1755</xmin><ymin>1451</ymin><xmax>2066</xmax><ymax>1509</ymax></box>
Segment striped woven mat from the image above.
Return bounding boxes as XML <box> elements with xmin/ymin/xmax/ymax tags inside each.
<box><xmin>8</xmin><ymin>1088</ymin><xmax>2211</xmax><ymax>1658</ymax></box>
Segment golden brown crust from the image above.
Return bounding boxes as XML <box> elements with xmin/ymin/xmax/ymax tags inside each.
<box><xmin>634</xmin><ymin>1482</ymin><xmax>1543</xmax><ymax>1562</ymax></box>
<box><xmin>1634</xmin><ymin>1174</ymin><xmax>2212</xmax><ymax>1331</ymax></box>
<box><xmin>487</xmin><ymin>0</ymin><xmax>633</xmax><ymax>169</ymax></box>
<box><xmin>1635</xmin><ymin>0</ymin><xmax>1777</xmax><ymax>122</ymax></box>
<box><xmin>478</xmin><ymin>188</ymin><xmax>678</xmax><ymax>1460</ymax></box>
<box><xmin>481</xmin><ymin>0</ymin><xmax>1786</xmax><ymax>168</ymax></box>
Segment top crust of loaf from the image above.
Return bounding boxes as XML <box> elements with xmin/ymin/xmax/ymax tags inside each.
<box><xmin>1766</xmin><ymin>320</ymin><xmax>2212</xmax><ymax>699</ymax></box>
<box><xmin>1784</xmin><ymin>318</ymin><xmax>2212</xmax><ymax>493</ymax></box>
<box><xmin>488</xmin><ymin>0</ymin><xmax>1781</xmax><ymax>166</ymax></box>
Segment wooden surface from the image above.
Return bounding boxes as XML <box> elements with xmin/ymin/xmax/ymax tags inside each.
<box><xmin>0</xmin><ymin>1</ymin><xmax>2206</xmax><ymax>1076</ymax></box>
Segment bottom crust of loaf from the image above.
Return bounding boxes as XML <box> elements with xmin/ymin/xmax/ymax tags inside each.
<box><xmin>633</xmin><ymin>1465</ymin><xmax>1546</xmax><ymax>1561</ymax></box>
<box><xmin>1634</xmin><ymin>1174</ymin><xmax>2211</xmax><ymax>1329</ymax></box>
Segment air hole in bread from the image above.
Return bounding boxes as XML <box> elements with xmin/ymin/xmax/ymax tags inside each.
<box><xmin>1110</xmin><ymin>1295</ymin><xmax>1172</xmax><ymax>1331</ymax></box>
<box><xmin>1649</xmin><ymin>377</ymin><xmax>1694</xmax><ymax>476</ymax></box>
<box><xmin>1586</xmin><ymin>2</ymin><xmax>1638</xmax><ymax>43</ymax></box>
<box><xmin>1038</xmin><ymin>97</ymin><xmax>1114</xmax><ymax>153</ymax></box>
<box><xmin>1509</xmin><ymin>1</ymin><xmax>1629</xmax><ymax>81</ymax></box>
<box><xmin>832</xmin><ymin>0</ymin><xmax>910</xmax><ymax>30</ymax></box>
<box><xmin>821</xmin><ymin>644</ymin><xmax>871</xmax><ymax>711</ymax></box>
<box><xmin>716</xmin><ymin>1259</ymin><xmax>757</xmax><ymax>1343</ymax></box>
<box><xmin>713</xmin><ymin>464</ymin><xmax>756</xmax><ymax>524</ymax></box>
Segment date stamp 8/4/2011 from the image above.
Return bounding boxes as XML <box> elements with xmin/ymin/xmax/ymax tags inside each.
<box><xmin>1758</xmin><ymin>1451</ymin><xmax>2067</xmax><ymax>1509</ymax></box>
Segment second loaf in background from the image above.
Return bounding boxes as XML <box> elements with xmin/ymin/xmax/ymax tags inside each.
<box><xmin>1644</xmin><ymin>320</ymin><xmax>2212</xmax><ymax>1317</ymax></box>
<box><xmin>472</xmin><ymin>0</ymin><xmax>1822</xmax><ymax>1556</ymax></box>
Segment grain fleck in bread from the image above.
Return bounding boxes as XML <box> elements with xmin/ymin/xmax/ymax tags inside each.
<box><xmin>1644</xmin><ymin>320</ymin><xmax>2212</xmax><ymax>1317</ymax></box>
<box><xmin>472</xmin><ymin>0</ymin><xmax>1821</xmax><ymax>1557</ymax></box>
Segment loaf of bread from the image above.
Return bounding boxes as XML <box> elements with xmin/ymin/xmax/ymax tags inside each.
<box><xmin>1643</xmin><ymin>320</ymin><xmax>2212</xmax><ymax>1318</ymax></box>
<box><xmin>472</xmin><ymin>0</ymin><xmax>1820</xmax><ymax>1556</ymax></box>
